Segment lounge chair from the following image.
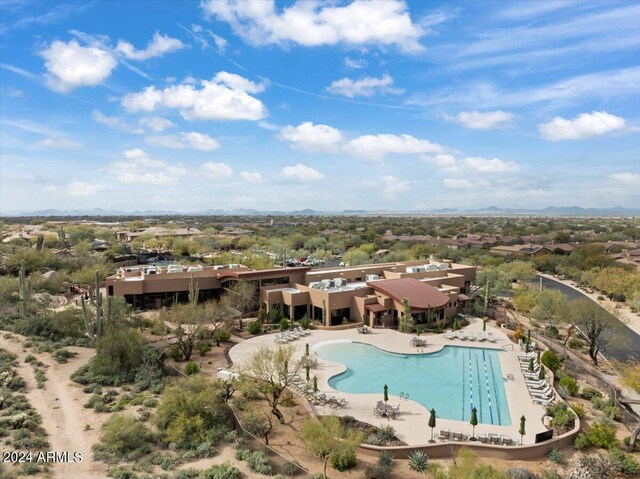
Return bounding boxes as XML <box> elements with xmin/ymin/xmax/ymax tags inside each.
<box><xmin>328</xmin><ymin>397</ymin><xmax>347</xmax><ymax>408</ymax></box>
<box><xmin>533</xmin><ymin>397</ymin><xmax>554</xmax><ymax>406</ymax></box>
<box><xmin>438</xmin><ymin>429</ymin><xmax>450</xmax><ymax>441</ymax></box>
<box><xmin>452</xmin><ymin>431</ymin><xmax>464</xmax><ymax>441</ymax></box>
<box><xmin>488</xmin><ymin>433</ymin><xmax>500</xmax><ymax>444</ymax></box>
<box><xmin>501</xmin><ymin>435</ymin><xmax>514</xmax><ymax>446</ymax></box>
<box><xmin>518</xmin><ymin>352</ymin><xmax>536</xmax><ymax>360</ymax></box>
<box><xmin>478</xmin><ymin>434</ymin><xmax>488</xmax><ymax>443</ymax></box>
<box><xmin>456</xmin><ymin>331</ymin><xmax>465</xmax><ymax>340</ymax></box>
<box><xmin>296</xmin><ymin>326</ymin><xmax>311</xmax><ymax>336</ymax></box>
<box><xmin>445</xmin><ymin>329</ymin><xmax>454</xmax><ymax>340</ymax></box>
<box><xmin>487</xmin><ymin>332</ymin><xmax>496</xmax><ymax>342</ymax></box>
<box><xmin>525</xmin><ymin>380</ymin><xmax>547</xmax><ymax>389</ymax></box>
<box><xmin>478</xmin><ymin>332</ymin><xmax>486</xmax><ymax>342</ymax></box>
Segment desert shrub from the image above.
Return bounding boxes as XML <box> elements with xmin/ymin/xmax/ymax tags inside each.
<box><xmin>603</xmin><ymin>405</ymin><xmax>620</xmax><ymax>421</ymax></box>
<box><xmin>92</xmin><ymin>328</ymin><xmax>146</xmax><ymax>381</ymax></box>
<box><xmin>581</xmin><ymin>386</ymin><xmax>603</xmax><ymax>400</ymax></box>
<box><xmin>377</xmin><ymin>425</ymin><xmax>396</xmax><ymax>442</ymax></box>
<box><xmin>331</xmin><ymin>448</ymin><xmax>356</xmax><ymax>471</ymax></box>
<box><xmin>185</xmin><ymin>362</ymin><xmax>199</xmax><ymax>375</ymax></box>
<box><xmin>196</xmin><ymin>342</ymin><xmax>212</xmax><ymax>356</ymax></box>
<box><xmin>168</xmin><ymin>346</ymin><xmax>183</xmax><ymax>362</ymax></box>
<box><xmin>154</xmin><ymin>375</ymin><xmax>232</xmax><ymax>449</ymax></box>
<box><xmin>107</xmin><ymin>466</ymin><xmax>138</xmax><ymax>479</ymax></box>
<box><xmin>364</xmin><ymin>463</ymin><xmax>392</xmax><ymax>479</ymax></box>
<box><xmin>541</xmin><ymin>468</ymin><xmax>561</xmax><ymax>479</ymax></box>
<box><xmin>569</xmin><ymin>454</ymin><xmax>615</xmax><ymax>479</ymax></box>
<box><xmin>609</xmin><ymin>447</ymin><xmax>640</xmax><ymax>476</ymax></box>
<box><xmin>246</xmin><ymin>451</ymin><xmax>272</xmax><ymax>475</ymax></box>
<box><xmin>559</xmin><ymin>376</ymin><xmax>579</xmax><ymax>396</ymax></box>
<box><xmin>546</xmin><ymin>403</ymin><xmax>576</xmax><ymax>430</ymax></box>
<box><xmin>408</xmin><ymin>450</ymin><xmax>429</xmax><ymax>473</ymax></box>
<box><xmin>248</xmin><ymin>320</ymin><xmax>262</xmax><ymax>335</ymax></box>
<box><xmin>541</xmin><ymin>351</ymin><xmax>561</xmax><ymax>372</ymax></box>
<box><xmin>548</xmin><ymin>448</ymin><xmax>564</xmax><ymax>465</ymax></box>
<box><xmin>52</xmin><ymin>349</ymin><xmax>77</xmax><ymax>364</ymax></box>
<box><xmin>213</xmin><ymin>330</ymin><xmax>230</xmax><ymax>345</ymax></box>
<box><xmin>506</xmin><ymin>468</ymin><xmax>539</xmax><ymax>479</ymax></box>
<box><xmin>94</xmin><ymin>414</ymin><xmax>153</xmax><ymax>461</ymax></box>
<box><xmin>244</xmin><ymin>413</ymin><xmax>271</xmax><ymax>442</ymax></box>
<box><xmin>364</xmin><ymin>434</ymin><xmax>382</xmax><ymax>446</ymax></box>
<box><xmin>571</xmin><ymin>403</ymin><xmax>586</xmax><ymax>418</ymax></box>
<box><xmin>299</xmin><ymin>315</ymin><xmax>311</xmax><ymax>330</ymax></box>
<box><xmin>378</xmin><ymin>450</ymin><xmax>394</xmax><ymax>466</ymax></box>
<box><xmin>587</xmin><ymin>420</ymin><xmax>618</xmax><ymax>449</ymax></box>
<box><xmin>241</xmin><ymin>385</ymin><xmax>260</xmax><ymax>401</ymax></box>
<box><xmin>568</xmin><ymin>339</ymin><xmax>583</xmax><ymax>349</ymax></box>
<box><xmin>196</xmin><ymin>463</ymin><xmax>241</xmax><ymax>479</ymax></box>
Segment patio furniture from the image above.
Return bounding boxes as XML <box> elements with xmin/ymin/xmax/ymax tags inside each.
<box><xmin>501</xmin><ymin>435</ymin><xmax>514</xmax><ymax>446</ymax></box>
<box><xmin>488</xmin><ymin>433</ymin><xmax>500</xmax><ymax>444</ymax></box>
<box><xmin>295</xmin><ymin>326</ymin><xmax>311</xmax><ymax>336</ymax></box>
<box><xmin>445</xmin><ymin>329</ymin><xmax>454</xmax><ymax>339</ymax></box>
<box><xmin>533</xmin><ymin>397</ymin><xmax>554</xmax><ymax>406</ymax></box>
<box><xmin>438</xmin><ymin>429</ymin><xmax>450</xmax><ymax>441</ymax></box>
<box><xmin>328</xmin><ymin>397</ymin><xmax>347</xmax><ymax>408</ymax></box>
<box><xmin>456</xmin><ymin>331</ymin><xmax>465</xmax><ymax>340</ymax></box>
<box><xmin>487</xmin><ymin>332</ymin><xmax>496</xmax><ymax>342</ymax></box>
<box><xmin>452</xmin><ymin>431</ymin><xmax>464</xmax><ymax>441</ymax></box>
<box><xmin>478</xmin><ymin>434</ymin><xmax>488</xmax><ymax>443</ymax></box>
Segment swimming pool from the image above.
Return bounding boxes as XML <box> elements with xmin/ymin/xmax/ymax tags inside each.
<box><xmin>315</xmin><ymin>342</ymin><xmax>511</xmax><ymax>426</ymax></box>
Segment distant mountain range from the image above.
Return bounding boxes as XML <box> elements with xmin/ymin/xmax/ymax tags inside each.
<box><xmin>2</xmin><ymin>205</ymin><xmax>639</xmax><ymax>217</ymax></box>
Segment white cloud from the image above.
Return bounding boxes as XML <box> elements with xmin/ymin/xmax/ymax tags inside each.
<box><xmin>36</xmin><ymin>137</ymin><xmax>81</xmax><ymax>149</ymax></box>
<box><xmin>112</xmin><ymin>149</ymin><xmax>187</xmax><ymax>184</ymax></box>
<box><xmin>121</xmin><ymin>72</ymin><xmax>267</xmax><ymax>121</ymax></box>
<box><xmin>344</xmin><ymin>56</ymin><xmax>367</xmax><ymax>69</ymax></box>
<box><xmin>326</xmin><ymin>73</ymin><xmax>403</xmax><ymax>98</ymax></box>
<box><xmin>208</xmin><ymin>31</ymin><xmax>228</xmax><ymax>52</ymax></box>
<box><xmin>145</xmin><ymin>132</ymin><xmax>220</xmax><ymax>151</ymax></box>
<box><xmin>608</xmin><ymin>172</ymin><xmax>640</xmax><ymax>186</ymax></box>
<box><xmin>443</xmin><ymin>178</ymin><xmax>489</xmax><ymax>189</ymax></box>
<box><xmin>279</xmin><ymin>122</ymin><xmax>343</xmax><ymax>152</ymax></box>
<box><xmin>240</xmin><ymin>171</ymin><xmax>263</xmax><ymax>184</ymax></box>
<box><xmin>382</xmin><ymin>175</ymin><xmax>410</xmax><ymax>196</ymax></box>
<box><xmin>422</xmin><ymin>154</ymin><xmax>456</xmax><ymax>168</ymax></box>
<box><xmin>40</xmin><ymin>39</ymin><xmax>117</xmax><ymax>92</ymax></box>
<box><xmin>538</xmin><ymin>111</ymin><xmax>626</xmax><ymax>141</ymax></box>
<box><xmin>282</xmin><ymin>163</ymin><xmax>325</xmax><ymax>181</ymax></box>
<box><xmin>257</xmin><ymin>121</ymin><xmax>279</xmax><ymax>131</ymax></box>
<box><xmin>201</xmin><ymin>0</ymin><xmax>424</xmax><ymax>53</ymax></box>
<box><xmin>67</xmin><ymin>181</ymin><xmax>97</xmax><ymax>196</ymax></box>
<box><xmin>462</xmin><ymin>156</ymin><xmax>518</xmax><ymax>173</ymax></box>
<box><xmin>450</xmin><ymin>110</ymin><xmax>514</xmax><ymax>129</ymax></box>
<box><xmin>139</xmin><ymin>116</ymin><xmax>174</xmax><ymax>132</ymax></box>
<box><xmin>92</xmin><ymin>109</ymin><xmax>144</xmax><ymax>134</ymax></box>
<box><xmin>116</xmin><ymin>32</ymin><xmax>185</xmax><ymax>60</ymax></box>
<box><xmin>202</xmin><ymin>161</ymin><xmax>233</xmax><ymax>178</ymax></box>
<box><xmin>345</xmin><ymin>133</ymin><xmax>444</xmax><ymax>160</ymax></box>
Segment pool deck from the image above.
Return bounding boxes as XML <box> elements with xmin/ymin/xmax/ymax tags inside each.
<box><xmin>228</xmin><ymin>317</ymin><xmax>550</xmax><ymax>445</ymax></box>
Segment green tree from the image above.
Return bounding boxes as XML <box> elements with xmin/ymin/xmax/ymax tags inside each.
<box><xmin>155</xmin><ymin>375</ymin><xmax>232</xmax><ymax>449</ymax></box>
<box><xmin>241</xmin><ymin>344</ymin><xmax>298</xmax><ymax>424</ymax></box>
<box><xmin>96</xmin><ymin>414</ymin><xmax>153</xmax><ymax>457</ymax></box>
<box><xmin>92</xmin><ymin>327</ymin><xmax>146</xmax><ymax>380</ymax></box>
<box><xmin>301</xmin><ymin>416</ymin><xmax>363</xmax><ymax>479</ymax></box>
<box><xmin>399</xmin><ymin>297</ymin><xmax>413</xmax><ymax>333</ymax></box>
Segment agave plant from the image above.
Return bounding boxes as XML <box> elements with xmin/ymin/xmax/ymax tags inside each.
<box><xmin>408</xmin><ymin>450</ymin><xmax>429</xmax><ymax>473</ymax></box>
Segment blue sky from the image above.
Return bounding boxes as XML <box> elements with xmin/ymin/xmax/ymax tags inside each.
<box><xmin>1</xmin><ymin>0</ymin><xmax>639</xmax><ymax>213</ymax></box>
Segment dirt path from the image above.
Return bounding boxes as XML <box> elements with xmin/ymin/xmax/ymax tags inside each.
<box><xmin>0</xmin><ymin>333</ymin><xmax>107</xmax><ymax>479</ymax></box>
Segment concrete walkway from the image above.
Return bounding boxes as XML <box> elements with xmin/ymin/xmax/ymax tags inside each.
<box><xmin>229</xmin><ymin>318</ymin><xmax>550</xmax><ymax>445</ymax></box>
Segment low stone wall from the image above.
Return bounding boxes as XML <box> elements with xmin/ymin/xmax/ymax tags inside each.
<box><xmin>359</xmin><ymin>420</ymin><xmax>580</xmax><ymax>460</ymax></box>
<box><xmin>313</xmin><ymin>322</ymin><xmax>362</xmax><ymax>331</ymax></box>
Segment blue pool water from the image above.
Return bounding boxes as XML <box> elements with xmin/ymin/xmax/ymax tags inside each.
<box><xmin>315</xmin><ymin>342</ymin><xmax>511</xmax><ymax>426</ymax></box>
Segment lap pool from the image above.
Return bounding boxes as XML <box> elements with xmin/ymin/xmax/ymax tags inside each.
<box><xmin>315</xmin><ymin>342</ymin><xmax>511</xmax><ymax>426</ymax></box>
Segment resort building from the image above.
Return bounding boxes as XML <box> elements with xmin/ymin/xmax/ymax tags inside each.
<box><xmin>106</xmin><ymin>259</ymin><xmax>476</xmax><ymax>327</ymax></box>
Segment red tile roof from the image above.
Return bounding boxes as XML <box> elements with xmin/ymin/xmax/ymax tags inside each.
<box><xmin>367</xmin><ymin>278</ymin><xmax>450</xmax><ymax>310</ymax></box>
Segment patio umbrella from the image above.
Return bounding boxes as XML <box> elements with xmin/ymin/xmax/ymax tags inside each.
<box><xmin>528</xmin><ymin>357</ymin><xmax>534</xmax><ymax>372</ymax></box>
<box><xmin>305</xmin><ymin>343</ymin><xmax>310</xmax><ymax>356</ymax></box>
<box><xmin>428</xmin><ymin>409</ymin><xmax>437</xmax><ymax>443</ymax></box>
<box><xmin>305</xmin><ymin>364</ymin><xmax>310</xmax><ymax>381</ymax></box>
<box><xmin>313</xmin><ymin>375</ymin><xmax>318</xmax><ymax>394</ymax></box>
<box><xmin>483</xmin><ymin>318</ymin><xmax>487</xmax><ymax>331</ymax></box>
<box><xmin>538</xmin><ymin>365</ymin><xmax>545</xmax><ymax>380</ymax></box>
<box><xmin>519</xmin><ymin>415</ymin><xmax>526</xmax><ymax>445</ymax></box>
<box><xmin>470</xmin><ymin>407</ymin><xmax>478</xmax><ymax>440</ymax></box>
<box><xmin>383</xmin><ymin>384</ymin><xmax>389</xmax><ymax>403</ymax></box>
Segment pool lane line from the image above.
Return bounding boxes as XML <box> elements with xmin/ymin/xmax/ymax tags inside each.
<box><xmin>461</xmin><ymin>353</ymin><xmax>466</xmax><ymax>421</ymax></box>
<box><xmin>482</xmin><ymin>349</ymin><xmax>495</xmax><ymax>425</ymax></box>
<box><xmin>474</xmin><ymin>349</ymin><xmax>484</xmax><ymax>423</ymax></box>
<box><xmin>468</xmin><ymin>348</ymin><xmax>474</xmax><ymax>412</ymax></box>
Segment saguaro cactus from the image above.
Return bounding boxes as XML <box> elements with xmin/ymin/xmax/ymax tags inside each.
<box><xmin>18</xmin><ymin>260</ymin><xmax>31</xmax><ymax>319</ymax></box>
<box><xmin>188</xmin><ymin>274</ymin><xmax>199</xmax><ymax>305</ymax></box>
<box><xmin>81</xmin><ymin>270</ymin><xmax>113</xmax><ymax>340</ymax></box>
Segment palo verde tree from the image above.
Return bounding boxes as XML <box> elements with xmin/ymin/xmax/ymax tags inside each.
<box><xmin>399</xmin><ymin>297</ymin><xmax>413</xmax><ymax>333</ymax></box>
<box><xmin>241</xmin><ymin>344</ymin><xmax>299</xmax><ymax>424</ymax></box>
<box><xmin>301</xmin><ymin>416</ymin><xmax>363</xmax><ymax>479</ymax></box>
<box><xmin>220</xmin><ymin>280</ymin><xmax>257</xmax><ymax>330</ymax></box>
<box><xmin>570</xmin><ymin>298</ymin><xmax>627</xmax><ymax>366</ymax></box>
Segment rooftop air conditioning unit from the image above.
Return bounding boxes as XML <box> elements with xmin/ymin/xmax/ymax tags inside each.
<box><xmin>366</xmin><ymin>274</ymin><xmax>380</xmax><ymax>281</ymax></box>
<box><xmin>333</xmin><ymin>278</ymin><xmax>347</xmax><ymax>287</ymax></box>
<box><xmin>309</xmin><ymin>282</ymin><xmax>323</xmax><ymax>289</ymax></box>
<box><xmin>321</xmin><ymin>279</ymin><xmax>334</xmax><ymax>288</ymax></box>
<box><xmin>167</xmin><ymin>265</ymin><xmax>184</xmax><ymax>273</ymax></box>
<box><xmin>228</xmin><ymin>264</ymin><xmax>239</xmax><ymax>269</ymax></box>
<box><xmin>213</xmin><ymin>265</ymin><xmax>224</xmax><ymax>270</ymax></box>
<box><xmin>406</xmin><ymin>266</ymin><xmax>417</xmax><ymax>273</ymax></box>
<box><xmin>187</xmin><ymin>265</ymin><xmax>203</xmax><ymax>272</ymax></box>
